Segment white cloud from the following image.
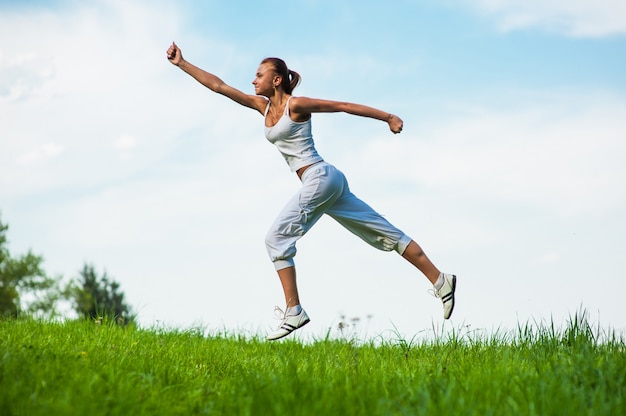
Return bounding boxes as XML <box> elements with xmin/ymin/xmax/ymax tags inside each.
<box><xmin>113</xmin><ymin>134</ymin><xmax>139</xmax><ymax>160</ymax></box>
<box><xmin>354</xmin><ymin>91</ymin><xmax>626</xmax><ymax>218</ymax></box>
<box><xmin>460</xmin><ymin>0</ymin><xmax>626</xmax><ymax>37</ymax></box>
<box><xmin>0</xmin><ymin>50</ymin><xmax>56</xmax><ymax>103</ymax></box>
<box><xmin>16</xmin><ymin>142</ymin><xmax>64</xmax><ymax>164</ymax></box>
<box><xmin>0</xmin><ymin>0</ymin><xmax>245</xmax><ymax>197</ymax></box>
<box><xmin>113</xmin><ymin>135</ymin><xmax>137</xmax><ymax>150</ymax></box>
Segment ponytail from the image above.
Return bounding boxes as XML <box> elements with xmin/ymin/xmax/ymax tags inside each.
<box><xmin>261</xmin><ymin>57</ymin><xmax>301</xmax><ymax>94</ymax></box>
<box><xmin>286</xmin><ymin>69</ymin><xmax>301</xmax><ymax>94</ymax></box>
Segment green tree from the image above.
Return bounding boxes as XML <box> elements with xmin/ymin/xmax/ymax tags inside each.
<box><xmin>67</xmin><ymin>263</ymin><xmax>134</xmax><ymax>325</ymax></box>
<box><xmin>0</xmin><ymin>215</ymin><xmax>60</xmax><ymax>318</ymax></box>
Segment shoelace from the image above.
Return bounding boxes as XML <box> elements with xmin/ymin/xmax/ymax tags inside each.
<box><xmin>428</xmin><ymin>287</ymin><xmax>441</xmax><ymax>298</ymax></box>
<box><xmin>273</xmin><ymin>306</ymin><xmax>287</xmax><ymax>321</ymax></box>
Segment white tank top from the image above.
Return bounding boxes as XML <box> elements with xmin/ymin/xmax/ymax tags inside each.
<box><xmin>264</xmin><ymin>97</ymin><xmax>323</xmax><ymax>172</ymax></box>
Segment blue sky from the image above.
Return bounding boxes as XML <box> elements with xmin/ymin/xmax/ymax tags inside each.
<box><xmin>1</xmin><ymin>0</ymin><xmax>625</xmax><ymax>340</ymax></box>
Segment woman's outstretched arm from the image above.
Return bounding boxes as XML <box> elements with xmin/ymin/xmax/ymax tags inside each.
<box><xmin>290</xmin><ymin>97</ymin><xmax>404</xmax><ymax>134</ymax></box>
<box><xmin>167</xmin><ymin>42</ymin><xmax>266</xmax><ymax>114</ymax></box>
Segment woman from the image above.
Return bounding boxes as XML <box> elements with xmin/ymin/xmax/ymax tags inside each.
<box><xmin>166</xmin><ymin>42</ymin><xmax>456</xmax><ymax>340</ymax></box>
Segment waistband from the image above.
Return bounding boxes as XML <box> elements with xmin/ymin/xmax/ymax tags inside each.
<box><xmin>297</xmin><ymin>160</ymin><xmax>325</xmax><ymax>180</ymax></box>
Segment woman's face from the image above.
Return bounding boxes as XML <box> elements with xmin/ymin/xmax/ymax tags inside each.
<box><xmin>252</xmin><ymin>63</ymin><xmax>279</xmax><ymax>96</ymax></box>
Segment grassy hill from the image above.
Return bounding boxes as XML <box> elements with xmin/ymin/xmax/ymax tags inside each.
<box><xmin>1</xmin><ymin>316</ymin><xmax>624</xmax><ymax>415</ymax></box>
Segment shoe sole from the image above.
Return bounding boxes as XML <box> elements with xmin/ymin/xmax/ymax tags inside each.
<box><xmin>444</xmin><ymin>275</ymin><xmax>457</xmax><ymax>319</ymax></box>
<box><xmin>267</xmin><ymin>318</ymin><xmax>310</xmax><ymax>341</ymax></box>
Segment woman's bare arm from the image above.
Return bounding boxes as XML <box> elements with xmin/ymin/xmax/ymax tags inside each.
<box><xmin>291</xmin><ymin>97</ymin><xmax>403</xmax><ymax>134</ymax></box>
<box><xmin>167</xmin><ymin>42</ymin><xmax>266</xmax><ymax>114</ymax></box>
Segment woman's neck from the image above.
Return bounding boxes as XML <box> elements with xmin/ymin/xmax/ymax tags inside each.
<box><xmin>269</xmin><ymin>91</ymin><xmax>289</xmax><ymax>108</ymax></box>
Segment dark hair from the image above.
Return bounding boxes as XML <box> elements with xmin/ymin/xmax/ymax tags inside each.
<box><xmin>261</xmin><ymin>57</ymin><xmax>301</xmax><ymax>94</ymax></box>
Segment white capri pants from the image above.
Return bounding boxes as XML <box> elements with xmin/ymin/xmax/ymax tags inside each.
<box><xmin>265</xmin><ymin>161</ymin><xmax>413</xmax><ymax>271</ymax></box>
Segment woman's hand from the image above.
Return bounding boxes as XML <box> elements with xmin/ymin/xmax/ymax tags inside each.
<box><xmin>167</xmin><ymin>42</ymin><xmax>183</xmax><ymax>66</ymax></box>
<box><xmin>388</xmin><ymin>114</ymin><xmax>403</xmax><ymax>134</ymax></box>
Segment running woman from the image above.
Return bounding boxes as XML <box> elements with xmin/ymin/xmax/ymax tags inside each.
<box><xmin>166</xmin><ymin>42</ymin><xmax>457</xmax><ymax>340</ymax></box>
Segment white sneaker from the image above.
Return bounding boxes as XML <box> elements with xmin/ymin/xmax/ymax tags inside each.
<box><xmin>267</xmin><ymin>307</ymin><xmax>310</xmax><ymax>341</ymax></box>
<box><xmin>433</xmin><ymin>274</ymin><xmax>456</xmax><ymax>319</ymax></box>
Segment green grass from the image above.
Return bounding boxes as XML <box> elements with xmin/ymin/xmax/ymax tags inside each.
<box><xmin>1</xmin><ymin>315</ymin><xmax>624</xmax><ymax>415</ymax></box>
